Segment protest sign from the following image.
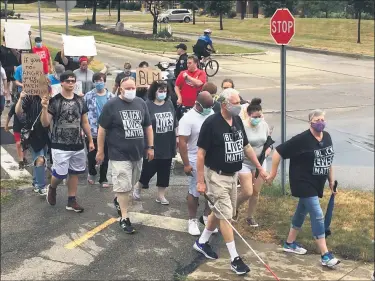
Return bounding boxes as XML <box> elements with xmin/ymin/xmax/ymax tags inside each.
<box><xmin>51</xmin><ymin>81</ymin><xmax>83</xmax><ymax>97</ymax></box>
<box><xmin>4</xmin><ymin>22</ymin><xmax>31</xmax><ymax>50</ymax></box>
<box><xmin>22</xmin><ymin>54</ymin><xmax>47</xmax><ymax>96</ymax></box>
<box><xmin>136</xmin><ymin>68</ymin><xmax>162</xmax><ymax>88</ymax></box>
<box><xmin>62</xmin><ymin>35</ymin><xmax>97</xmax><ymax>56</ymax></box>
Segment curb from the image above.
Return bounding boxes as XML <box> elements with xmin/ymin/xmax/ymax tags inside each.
<box><xmin>38</xmin><ymin>29</ymin><xmax>265</xmax><ymax>57</ymax></box>
<box><xmin>170</xmin><ymin>31</ymin><xmax>374</xmax><ymax>61</ymax></box>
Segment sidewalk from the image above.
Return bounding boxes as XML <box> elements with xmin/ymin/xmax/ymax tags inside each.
<box><xmin>188</xmin><ymin>238</ymin><xmax>374</xmax><ymax>280</ymax></box>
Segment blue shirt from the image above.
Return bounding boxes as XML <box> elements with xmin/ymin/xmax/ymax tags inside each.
<box><xmin>47</xmin><ymin>74</ymin><xmax>60</xmax><ymax>85</ymax></box>
<box><xmin>14</xmin><ymin>65</ymin><xmax>23</xmax><ymax>93</ymax></box>
<box><xmin>96</xmin><ymin>94</ymin><xmax>107</xmax><ymax>119</ymax></box>
<box><xmin>198</xmin><ymin>35</ymin><xmax>213</xmax><ymax>46</ymax></box>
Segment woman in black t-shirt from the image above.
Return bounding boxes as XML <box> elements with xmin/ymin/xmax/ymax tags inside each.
<box><xmin>267</xmin><ymin>109</ymin><xmax>340</xmax><ymax>268</ymax></box>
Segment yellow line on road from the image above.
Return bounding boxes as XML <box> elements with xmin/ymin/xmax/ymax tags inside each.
<box><xmin>64</xmin><ymin>218</ymin><xmax>118</xmax><ymax>249</ymax></box>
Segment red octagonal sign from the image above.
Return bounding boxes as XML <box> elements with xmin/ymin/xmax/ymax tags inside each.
<box><xmin>270</xmin><ymin>8</ymin><xmax>295</xmax><ymax>45</ymax></box>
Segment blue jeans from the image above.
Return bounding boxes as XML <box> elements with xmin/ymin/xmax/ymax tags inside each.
<box><xmin>291</xmin><ymin>196</ymin><xmax>325</xmax><ymax>239</ymax></box>
<box><xmin>31</xmin><ymin>146</ymin><xmax>48</xmax><ymax>189</ymax></box>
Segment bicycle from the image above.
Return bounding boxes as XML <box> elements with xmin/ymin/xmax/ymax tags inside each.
<box><xmin>200</xmin><ymin>55</ymin><xmax>219</xmax><ymax>78</ymax></box>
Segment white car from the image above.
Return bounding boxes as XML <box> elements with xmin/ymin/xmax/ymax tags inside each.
<box><xmin>158</xmin><ymin>9</ymin><xmax>192</xmax><ymax>23</ymax></box>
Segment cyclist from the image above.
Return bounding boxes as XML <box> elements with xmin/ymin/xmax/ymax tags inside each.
<box><xmin>193</xmin><ymin>29</ymin><xmax>216</xmax><ymax>64</ymax></box>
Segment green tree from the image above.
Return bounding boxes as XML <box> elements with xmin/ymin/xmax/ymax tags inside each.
<box><xmin>180</xmin><ymin>0</ymin><xmax>206</xmax><ymax>25</ymax></box>
<box><xmin>347</xmin><ymin>0</ymin><xmax>374</xmax><ymax>43</ymax></box>
<box><xmin>92</xmin><ymin>0</ymin><xmax>97</xmax><ymax>24</ymax></box>
<box><xmin>206</xmin><ymin>1</ymin><xmax>234</xmax><ymax>30</ymax></box>
<box><xmin>145</xmin><ymin>0</ymin><xmax>168</xmax><ymax>35</ymax></box>
<box><xmin>258</xmin><ymin>0</ymin><xmax>298</xmax><ymax>17</ymax></box>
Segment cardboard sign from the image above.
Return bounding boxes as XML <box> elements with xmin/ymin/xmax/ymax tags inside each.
<box><xmin>50</xmin><ymin>81</ymin><xmax>83</xmax><ymax>97</ymax></box>
<box><xmin>62</xmin><ymin>35</ymin><xmax>97</xmax><ymax>56</ymax></box>
<box><xmin>136</xmin><ymin>68</ymin><xmax>162</xmax><ymax>88</ymax></box>
<box><xmin>4</xmin><ymin>22</ymin><xmax>31</xmax><ymax>50</ymax></box>
<box><xmin>22</xmin><ymin>54</ymin><xmax>47</xmax><ymax>96</ymax></box>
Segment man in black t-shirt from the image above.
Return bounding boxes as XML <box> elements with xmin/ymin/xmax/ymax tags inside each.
<box><xmin>193</xmin><ymin>88</ymin><xmax>267</xmax><ymax>275</ymax></box>
<box><xmin>266</xmin><ymin>109</ymin><xmax>340</xmax><ymax>268</ymax></box>
<box><xmin>174</xmin><ymin>43</ymin><xmax>188</xmax><ymax>78</ymax></box>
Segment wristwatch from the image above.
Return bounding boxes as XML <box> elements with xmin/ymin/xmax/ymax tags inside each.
<box><xmin>147</xmin><ymin>146</ymin><xmax>154</xmax><ymax>149</ymax></box>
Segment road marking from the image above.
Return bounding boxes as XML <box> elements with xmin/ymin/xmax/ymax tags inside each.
<box><xmin>1</xmin><ymin>146</ymin><xmax>32</xmax><ymax>179</ymax></box>
<box><xmin>64</xmin><ymin>212</ymin><xmax>192</xmax><ymax>250</ymax></box>
<box><xmin>64</xmin><ymin>217</ymin><xmax>118</xmax><ymax>249</ymax></box>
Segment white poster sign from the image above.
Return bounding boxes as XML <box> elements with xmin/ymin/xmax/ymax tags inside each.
<box><xmin>4</xmin><ymin>22</ymin><xmax>31</xmax><ymax>50</ymax></box>
<box><xmin>62</xmin><ymin>35</ymin><xmax>97</xmax><ymax>56</ymax></box>
<box><xmin>51</xmin><ymin>81</ymin><xmax>83</xmax><ymax>97</ymax></box>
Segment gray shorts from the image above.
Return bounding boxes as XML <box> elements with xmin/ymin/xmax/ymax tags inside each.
<box><xmin>188</xmin><ymin>161</ymin><xmax>200</xmax><ymax>198</ymax></box>
<box><xmin>111</xmin><ymin>160</ymin><xmax>143</xmax><ymax>193</ymax></box>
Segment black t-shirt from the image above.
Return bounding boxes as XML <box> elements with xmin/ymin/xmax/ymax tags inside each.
<box><xmin>0</xmin><ymin>46</ymin><xmax>20</xmax><ymax>74</ymax></box>
<box><xmin>8</xmin><ymin>104</ymin><xmax>24</xmax><ymax>132</ymax></box>
<box><xmin>48</xmin><ymin>93</ymin><xmax>88</xmax><ymax>151</ymax></box>
<box><xmin>175</xmin><ymin>53</ymin><xmax>188</xmax><ymax>78</ymax></box>
<box><xmin>197</xmin><ymin>113</ymin><xmax>249</xmax><ymax>173</ymax></box>
<box><xmin>54</xmin><ymin>51</ymin><xmax>80</xmax><ymax>71</ymax></box>
<box><xmin>21</xmin><ymin>95</ymin><xmax>49</xmax><ymax>151</ymax></box>
<box><xmin>276</xmin><ymin>129</ymin><xmax>334</xmax><ymax>198</ymax></box>
<box><xmin>212</xmin><ymin>101</ymin><xmax>221</xmax><ymax>113</ymax></box>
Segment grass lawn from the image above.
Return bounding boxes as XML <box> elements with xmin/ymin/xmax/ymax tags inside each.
<box><xmin>130</xmin><ymin>17</ymin><xmax>374</xmax><ymax>56</ymax></box>
<box><xmin>0</xmin><ymin>1</ymin><xmax>107</xmax><ymax>13</ymax></box>
<box><xmin>0</xmin><ymin>179</ymin><xmax>31</xmax><ymax>204</ymax></box>
<box><xmin>41</xmin><ymin>25</ymin><xmax>263</xmax><ymax>54</ymax></box>
<box><xmin>236</xmin><ymin>184</ymin><xmax>374</xmax><ymax>262</ymax></box>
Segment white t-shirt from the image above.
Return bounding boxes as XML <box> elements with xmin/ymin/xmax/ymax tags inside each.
<box><xmin>179</xmin><ymin>108</ymin><xmax>214</xmax><ymax>162</ymax></box>
<box><xmin>0</xmin><ymin>67</ymin><xmax>7</xmax><ymax>96</ymax></box>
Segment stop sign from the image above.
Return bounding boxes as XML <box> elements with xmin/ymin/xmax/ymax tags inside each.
<box><xmin>270</xmin><ymin>8</ymin><xmax>295</xmax><ymax>45</ymax></box>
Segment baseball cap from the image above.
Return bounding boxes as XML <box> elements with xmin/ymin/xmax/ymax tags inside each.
<box><xmin>175</xmin><ymin>43</ymin><xmax>187</xmax><ymax>51</ymax></box>
<box><xmin>35</xmin><ymin>37</ymin><xmax>42</xmax><ymax>43</ymax></box>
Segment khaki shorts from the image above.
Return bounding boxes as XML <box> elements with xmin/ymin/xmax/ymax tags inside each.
<box><xmin>111</xmin><ymin>160</ymin><xmax>143</xmax><ymax>193</ymax></box>
<box><xmin>204</xmin><ymin>167</ymin><xmax>238</xmax><ymax>220</ymax></box>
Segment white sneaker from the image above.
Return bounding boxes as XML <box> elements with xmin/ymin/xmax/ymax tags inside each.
<box><xmin>133</xmin><ymin>183</ymin><xmax>141</xmax><ymax>200</ymax></box>
<box><xmin>156</xmin><ymin>197</ymin><xmax>169</xmax><ymax>205</ymax></box>
<box><xmin>202</xmin><ymin>216</ymin><xmax>219</xmax><ymax>234</ymax></box>
<box><xmin>188</xmin><ymin>219</ymin><xmax>201</xmax><ymax>236</ymax></box>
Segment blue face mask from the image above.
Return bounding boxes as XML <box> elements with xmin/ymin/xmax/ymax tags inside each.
<box><xmin>250</xmin><ymin>117</ymin><xmax>262</xmax><ymax>126</ymax></box>
<box><xmin>197</xmin><ymin>101</ymin><xmax>212</xmax><ymax>116</ymax></box>
<box><xmin>156</xmin><ymin>92</ymin><xmax>167</xmax><ymax>101</ymax></box>
<box><xmin>94</xmin><ymin>82</ymin><xmax>105</xmax><ymax>91</ymax></box>
<box><xmin>36</xmin><ymin>42</ymin><xmax>42</xmax><ymax>48</ymax></box>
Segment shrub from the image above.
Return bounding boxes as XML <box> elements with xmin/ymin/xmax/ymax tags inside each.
<box><xmin>227</xmin><ymin>10</ymin><xmax>237</xmax><ymax>19</ymax></box>
<box><xmin>120</xmin><ymin>2</ymin><xmax>141</xmax><ymax>11</ymax></box>
<box><xmin>157</xmin><ymin>27</ymin><xmax>172</xmax><ymax>39</ymax></box>
<box><xmin>84</xmin><ymin>18</ymin><xmax>93</xmax><ymax>25</ymax></box>
<box><xmin>0</xmin><ymin>10</ymin><xmax>15</xmax><ymax>18</ymax></box>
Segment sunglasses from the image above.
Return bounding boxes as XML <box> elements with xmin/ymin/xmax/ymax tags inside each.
<box><xmin>64</xmin><ymin>79</ymin><xmax>76</xmax><ymax>84</ymax></box>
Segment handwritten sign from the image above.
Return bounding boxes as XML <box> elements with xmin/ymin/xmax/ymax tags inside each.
<box><xmin>50</xmin><ymin>81</ymin><xmax>83</xmax><ymax>97</ymax></box>
<box><xmin>22</xmin><ymin>54</ymin><xmax>47</xmax><ymax>96</ymax></box>
<box><xmin>136</xmin><ymin>68</ymin><xmax>161</xmax><ymax>88</ymax></box>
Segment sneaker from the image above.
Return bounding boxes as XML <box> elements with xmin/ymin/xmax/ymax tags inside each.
<box><xmin>66</xmin><ymin>199</ymin><xmax>84</xmax><ymax>213</ymax></box>
<box><xmin>133</xmin><ymin>183</ymin><xmax>141</xmax><ymax>200</ymax></box>
<box><xmin>246</xmin><ymin>217</ymin><xmax>259</xmax><ymax>227</ymax></box>
<box><xmin>120</xmin><ymin>218</ymin><xmax>135</xmax><ymax>234</ymax></box>
<box><xmin>188</xmin><ymin>219</ymin><xmax>201</xmax><ymax>236</ymax></box>
<box><xmin>231</xmin><ymin>256</ymin><xmax>251</xmax><ymax>275</ymax></box>
<box><xmin>199</xmin><ymin>216</ymin><xmax>219</xmax><ymax>234</ymax></box>
<box><xmin>193</xmin><ymin>240</ymin><xmax>218</xmax><ymax>260</ymax></box>
<box><xmin>37</xmin><ymin>187</ymin><xmax>47</xmax><ymax>196</ymax></box>
<box><xmin>101</xmin><ymin>182</ymin><xmax>110</xmax><ymax>188</ymax></box>
<box><xmin>18</xmin><ymin>161</ymin><xmax>24</xmax><ymax>170</ymax></box>
<box><xmin>156</xmin><ymin>197</ymin><xmax>169</xmax><ymax>205</ymax></box>
<box><xmin>114</xmin><ymin>197</ymin><xmax>122</xmax><ymax>217</ymax></box>
<box><xmin>321</xmin><ymin>252</ymin><xmax>340</xmax><ymax>268</ymax></box>
<box><xmin>283</xmin><ymin>241</ymin><xmax>307</xmax><ymax>255</ymax></box>
<box><xmin>46</xmin><ymin>184</ymin><xmax>57</xmax><ymax>206</ymax></box>
<box><xmin>87</xmin><ymin>174</ymin><xmax>95</xmax><ymax>185</ymax></box>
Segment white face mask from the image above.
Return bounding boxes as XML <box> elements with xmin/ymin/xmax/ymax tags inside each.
<box><xmin>122</xmin><ymin>89</ymin><xmax>136</xmax><ymax>101</ymax></box>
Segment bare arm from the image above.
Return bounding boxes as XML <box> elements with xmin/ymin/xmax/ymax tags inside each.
<box><xmin>185</xmin><ymin>76</ymin><xmax>204</xmax><ymax>87</ymax></box>
<box><xmin>97</xmin><ymin>125</ymin><xmax>106</xmax><ymax>153</ymax></box>
<box><xmin>40</xmin><ymin>107</ymin><xmax>53</xmax><ymax>127</ymax></box>
<box><xmin>196</xmin><ymin>148</ymin><xmax>206</xmax><ymax>184</ymax></box>
<box><xmin>179</xmin><ymin>136</ymin><xmax>190</xmax><ymax>166</ymax></box>
<box><xmin>328</xmin><ymin>166</ymin><xmax>334</xmax><ymax>184</ymax></box>
<box><xmin>81</xmin><ymin>114</ymin><xmax>93</xmax><ymax>144</ymax></box>
<box><xmin>60</xmin><ymin>48</ymin><xmax>68</xmax><ymax>65</ymax></box>
<box><xmin>14</xmin><ymin>80</ymin><xmax>23</xmax><ymax>88</ymax></box>
<box><xmin>174</xmin><ymin>85</ymin><xmax>182</xmax><ymax>101</ymax></box>
<box><xmin>244</xmin><ymin>144</ymin><xmax>262</xmax><ymax>169</ymax></box>
<box><xmin>15</xmin><ymin>94</ymin><xmax>25</xmax><ymax>116</ymax></box>
<box><xmin>145</xmin><ymin>125</ymin><xmax>154</xmax><ymax>147</ymax></box>
<box><xmin>269</xmin><ymin>149</ymin><xmax>281</xmax><ymax>179</ymax></box>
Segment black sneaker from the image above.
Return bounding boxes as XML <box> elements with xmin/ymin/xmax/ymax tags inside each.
<box><xmin>66</xmin><ymin>199</ymin><xmax>84</xmax><ymax>213</ymax></box>
<box><xmin>231</xmin><ymin>256</ymin><xmax>250</xmax><ymax>275</ymax></box>
<box><xmin>114</xmin><ymin>197</ymin><xmax>122</xmax><ymax>217</ymax></box>
<box><xmin>46</xmin><ymin>184</ymin><xmax>57</xmax><ymax>206</ymax></box>
<box><xmin>193</xmin><ymin>240</ymin><xmax>218</xmax><ymax>260</ymax></box>
<box><xmin>19</xmin><ymin>161</ymin><xmax>24</xmax><ymax>170</ymax></box>
<box><xmin>120</xmin><ymin>218</ymin><xmax>135</xmax><ymax>234</ymax></box>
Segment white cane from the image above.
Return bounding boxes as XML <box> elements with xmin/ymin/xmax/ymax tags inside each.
<box><xmin>203</xmin><ymin>193</ymin><xmax>281</xmax><ymax>281</ymax></box>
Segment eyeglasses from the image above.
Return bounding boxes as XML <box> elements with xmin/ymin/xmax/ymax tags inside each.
<box><xmin>64</xmin><ymin>79</ymin><xmax>76</xmax><ymax>84</ymax></box>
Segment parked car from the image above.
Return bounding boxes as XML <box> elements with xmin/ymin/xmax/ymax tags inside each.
<box><xmin>157</xmin><ymin>9</ymin><xmax>192</xmax><ymax>23</ymax></box>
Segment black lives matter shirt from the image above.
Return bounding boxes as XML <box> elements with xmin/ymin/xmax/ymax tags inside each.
<box><xmin>276</xmin><ymin>129</ymin><xmax>334</xmax><ymax>198</ymax></box>
<box><xmin>197</xmin><ymin>113</ymin><xmax>249</xmax><ymax>173</ymax></box>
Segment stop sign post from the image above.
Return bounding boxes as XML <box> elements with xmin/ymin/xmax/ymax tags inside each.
<box><xmin>270</xmin><ymin>8</ymin><xmax>295</xmax><ymax>195</ymax></box>
<box><xmin>56</xmin><ymin>0</ymin><xmax>77</xmax><ymax>35</ymax></box>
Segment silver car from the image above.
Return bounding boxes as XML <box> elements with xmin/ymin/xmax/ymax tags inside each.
<box><xmin>158</xmin><ymin>9</ymin><xmax>192</xmax><ymax>23</ymax></box>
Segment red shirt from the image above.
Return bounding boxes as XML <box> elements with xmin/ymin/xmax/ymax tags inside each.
<box><xmin>32</xmin><ymin>46</ymin><xmax>51</xmax><ymax>74</ymax></box>
<box><xmin>176</xmin><ymin>69</ymin><xmax>207</xmax><ymax>107</ymax></box>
